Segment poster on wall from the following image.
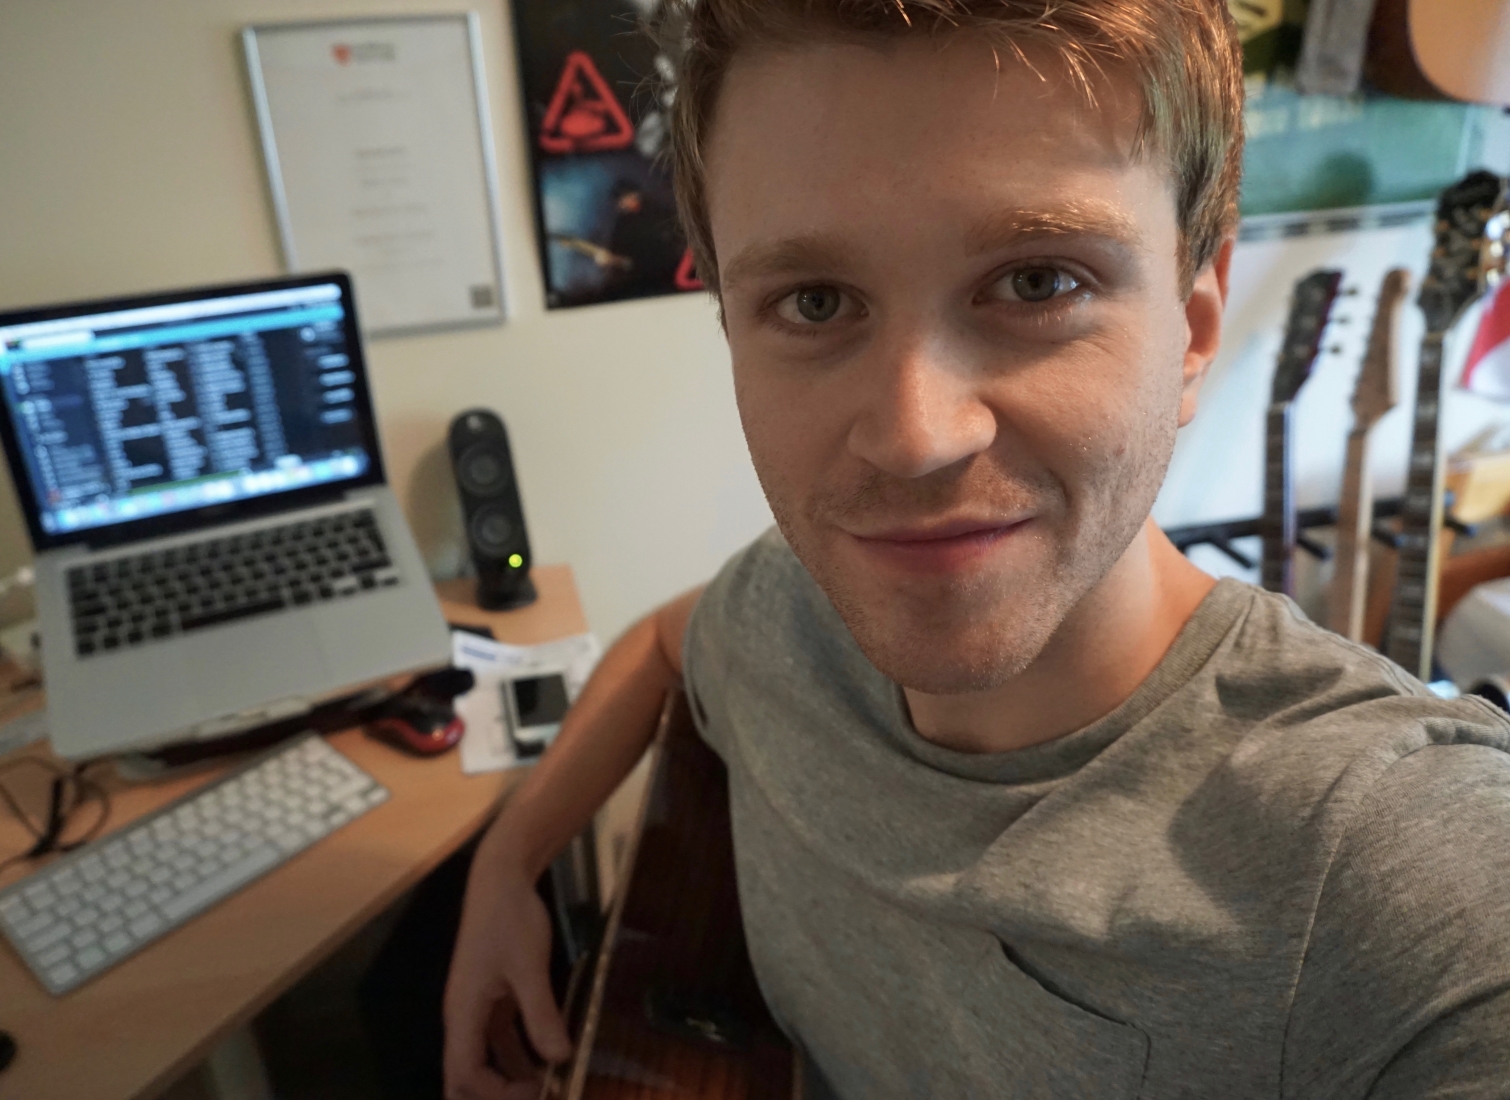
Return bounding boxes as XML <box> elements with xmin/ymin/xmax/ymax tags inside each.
<box><xmin>244</xmin><ymin>15</ymin><xmax>508</xmax><ymax>335</ymax></box>
<box><xmin>511</xmin><ymin>0</ymin><xmax>703</xmax><ymax>309</ymax></box>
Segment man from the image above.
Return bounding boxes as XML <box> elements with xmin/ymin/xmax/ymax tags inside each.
<box><xmin>444</xmin><ymin>1</ymin><xmax>1510</xmax><ymax>1096</ymax></box>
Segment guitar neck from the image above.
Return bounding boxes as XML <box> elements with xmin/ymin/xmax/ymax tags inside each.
<box><xmin>1328</xmin><ymin>428</ymin><xmax>1374</xmax><ymax>640</ymax></box>
<box><xmin>1384</xmin><ymin>332</ymin><xmax>1448</xmax><ymax>680</ymax></box>
<box><xmin>1260</xmin><ymin>404</ymin><xmax>1296</xmax><ymax>595</ymax></box>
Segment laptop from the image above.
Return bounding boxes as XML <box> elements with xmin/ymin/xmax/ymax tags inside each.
<box><xmin>0</xmin><ymin>272</ymin><xmax>451</xmax><ymax>759</ymax></box>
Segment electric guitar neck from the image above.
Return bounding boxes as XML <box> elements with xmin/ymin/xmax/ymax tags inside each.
<box><xmin>1328</xmin><ymin>268</ymin><xmax>1410</xmax><ymax>640</ymax></box>
<box><xmin>1261</xmin><ymin>270</ymin><xmax>1345</xmax><ymax>596</ymax></box>
<box><xmin>1384</xmin><ymin>171</ymin><xmax>1510</xmax><ymax>679</ymax></box>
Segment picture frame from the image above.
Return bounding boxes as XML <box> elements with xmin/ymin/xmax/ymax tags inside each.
<box><xmin>243</xmin><ymin>14</ymin><xmax>508</xmax><ymax>336</ymax></box>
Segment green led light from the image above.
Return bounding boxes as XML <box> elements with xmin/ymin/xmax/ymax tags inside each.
<box><xmin>508</xmin><ymin>553</ymin><xmax>523</xmax><ymax>568</ymax></box>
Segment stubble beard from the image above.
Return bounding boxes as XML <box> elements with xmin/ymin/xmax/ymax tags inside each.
<box><xmin>759</xmin><ymin>425</ymin><xmax>1177</xmax><ymax>696</ymax></box>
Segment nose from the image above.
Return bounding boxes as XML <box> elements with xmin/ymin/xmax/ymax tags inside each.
<box><xmin>846</xmin><ymin>332</ymin><xmax>996</xmax><ymax>479</ymax></box>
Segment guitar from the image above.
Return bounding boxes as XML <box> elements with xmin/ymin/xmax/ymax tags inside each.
<box><xmin>1260</xmin><ymin>270</ymin><xmax>1346</xmax><ymax>597</ymax></box>
<box><xmin>1383</xmin><ymin>171</ymin><xmax>1510</xmax><ymax>681</ymax></box>
<box><xmin>1328</xmin><ymin>268</ymin><xmax>1410</xmax><ymax>642</ymax></box>
<box><xmin>542</xmin><ymin>692</ymin><xmax>800</xmax><ymax>1099</ymax></box>
<box><xmin>1366</xmin><ymin>0</ymin><xmax>1510</xmax><ymax>106</ymax></box>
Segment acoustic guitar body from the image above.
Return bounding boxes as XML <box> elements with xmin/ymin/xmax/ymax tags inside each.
<box><xmin>546</xmin><ymin>693</ymin><xmax>800</xmax><ymax>1099</ymax></box>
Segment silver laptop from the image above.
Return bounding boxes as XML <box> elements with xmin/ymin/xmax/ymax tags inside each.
<box><xmin>0</xmin><ymin>272</ymin><xmax>451</xmax><ymax>759</ymax></box>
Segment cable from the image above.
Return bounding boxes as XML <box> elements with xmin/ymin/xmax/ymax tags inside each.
<box><xmin>0</xmin><ymin>755</ymin><xmax>112</xmax><ymax>872</ymax></box>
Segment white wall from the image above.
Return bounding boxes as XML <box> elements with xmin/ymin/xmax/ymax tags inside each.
<box><xmin>0</xmin><ymin>0</ymin><xmax>1507</xmax><ymax>637</ymax></box>
<box><xmin>0</xmin><ymin>0</ymin><xmax>772</xmax><ymax>641</ymax></box>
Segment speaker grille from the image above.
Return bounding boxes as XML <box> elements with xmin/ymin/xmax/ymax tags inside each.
<box><xmin>457</xmin><ymin>443</ymin><xmax>511</xmax><ymax>498</ymax></box>
<box><xmin>468</xmin><ymin>504</ymin><xmax>515</xmax><ymax>558</ymax></box>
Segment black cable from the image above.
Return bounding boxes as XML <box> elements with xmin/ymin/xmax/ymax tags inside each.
<box><xmin>58</xmin><ymin>763</ymin><xmax>111</xmax><ymax>852</ymax></box>
<box><xmin>0</xmin><ymin>756</ymin><xmax>113</xmax><ymax>870</ymax></box>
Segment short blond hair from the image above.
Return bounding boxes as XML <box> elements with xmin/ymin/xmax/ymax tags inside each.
<box><xmin>654</xmin><ymin>0</ymin><xmax>1244</xmax><ymax>295</ymax></box>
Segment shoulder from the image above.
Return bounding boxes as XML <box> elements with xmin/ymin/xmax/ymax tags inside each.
<box><xmin>685</xmin><ymin>526</ymin><xmax>854</xmax><ymax>676</ymax></box>
<box><xmin>1281</xmin><ymin>739</ymin><xmax>1510</xmax><ymax>1096</ymax></box>
<box><xmin>1202</xmin><ymin>583</ymin><xmax>1510</xmax><ymax>775</ymax></box>
<box><xmin>681</xmin><ymin>527</ymin><xmax>873</xmax><ymax>752</ymax></box>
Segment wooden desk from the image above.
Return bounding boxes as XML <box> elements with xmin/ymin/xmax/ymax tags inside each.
<box><xmin>0</xmin><ymin>566</ymin><xmax>587</xmax><ymax>1100</ymax></box>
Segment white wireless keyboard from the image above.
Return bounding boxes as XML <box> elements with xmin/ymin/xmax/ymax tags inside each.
<box><xmin>0</xmin><ymin>733</ymin><xmax>387</xmax><ymax>995</ymax></box>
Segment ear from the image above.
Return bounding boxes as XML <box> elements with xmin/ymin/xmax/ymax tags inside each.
<box><xmin>1178</xmin><ymin>235</ymin><xmax>1233</xmax><ymax>428</ymax></box>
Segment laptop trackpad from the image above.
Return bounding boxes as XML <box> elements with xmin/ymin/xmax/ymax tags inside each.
<box><xmin>183</xmin><ymin>623</ymin><xmax>328</xmax><ymax>717</ymax></box>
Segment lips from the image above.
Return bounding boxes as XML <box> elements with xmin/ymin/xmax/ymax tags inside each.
<box><xmin>847</xmin><ymin>516</ymin><xmax>1033</xmax><ymax>574</ymax></box>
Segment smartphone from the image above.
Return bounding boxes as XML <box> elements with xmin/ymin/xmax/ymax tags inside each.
<box><xmin>504</xmin><ymin>673</ymin><xmax>570</xmax><ymax>758</ymax></box>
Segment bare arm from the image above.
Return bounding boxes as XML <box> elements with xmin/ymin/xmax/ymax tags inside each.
<box><xmin>443</xmin><ymin>585</ymin><xmax>703</xmax><ymax>1100</ymax></box>
<box><xmin>477</xmin><ymin>584</ymin><xmax>702</xmax><ymax>881</ymax></box>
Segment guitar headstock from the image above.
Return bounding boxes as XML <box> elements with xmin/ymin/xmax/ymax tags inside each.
<box><xmin>1350</xmin><ymin>268</ymin><xmax>1410</xmax><ymax>431</ymax></box>
<box><xmin>1419</xmin><ymin>169</ymin><xmax>1510</xmax><ymax>334</ymax></box>
<box><xmin>1270</xmin><ymin>269</ymin><xmax>1345</xmax><ymax>406</ymax></box>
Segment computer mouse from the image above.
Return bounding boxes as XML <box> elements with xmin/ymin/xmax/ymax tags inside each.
<box><xmin>366</xmin><ymin>695</ymin><xmax>464</xmax><ymax>757</ymax></box>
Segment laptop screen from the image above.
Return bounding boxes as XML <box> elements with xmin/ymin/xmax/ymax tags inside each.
<box><xmin>0</xmin><ymin>276</ymin><xmax>382</xmax><ymax>546</ymax></box>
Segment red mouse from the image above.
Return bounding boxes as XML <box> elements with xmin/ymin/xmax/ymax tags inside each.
<box><xmin>366</xmin><ymin>694</ymin><xmax>464</xmax><ymax>757</ymax></box>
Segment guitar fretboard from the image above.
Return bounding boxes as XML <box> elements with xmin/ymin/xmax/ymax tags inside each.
<box><xmin>1384</xmin><ymin>333</ymin><xmax>1446</xmax><ymax>679</ymax></box>
<box><xmin>1260</xmin><ymin>404</ymin><xmax>1295</xmax><ymax>595</ymax></box>
<box><xmin>1328</xmin><ymin>428</ymin><xmax>1374</xmax><ymax>640</ymax></box>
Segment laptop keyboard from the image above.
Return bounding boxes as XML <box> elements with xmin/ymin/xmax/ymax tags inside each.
<box><xmin>66</xmin><ymin>509</ymin><xmax>399</xmax><ymax>658</ymax></box>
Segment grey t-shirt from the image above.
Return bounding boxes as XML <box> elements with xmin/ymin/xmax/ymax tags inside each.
<box><xmin>683</xmin><ymin>529</ymin><xmax>1510</xmax><ymax>1099</ymax></box>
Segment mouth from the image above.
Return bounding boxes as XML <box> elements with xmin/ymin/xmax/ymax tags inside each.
<box><xmin>845</xmin><ymin>516</ymin><xmax>1034</xmax><ymax>574</ymax></box>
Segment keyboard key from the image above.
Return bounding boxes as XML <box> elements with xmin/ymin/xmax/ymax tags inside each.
<box><xmin>47</xmin><ymin>962</ymin><xmax>79</xmax><ymax>989</ymax></box>
<box><xmin>13</xmin><ymin>911</ymin><xmax>53</xmax><ymax>939</ymax></box>
<box><xmin>76</xmin><ymin>946</ymin><xmax>106</xmax><ymax>970</ymax></box>
<box><xmin>161</xmin><ymin>846</ymin><xmax>279</xmax><ymax>922</ymax></box>
<box><xmin>129</xmin><ymin>912</ymin><xmax>164</xmax><ymax>939</ymax></box>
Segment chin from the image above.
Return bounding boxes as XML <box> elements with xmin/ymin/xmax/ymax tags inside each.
<box><xmin>809</xmin><ymin>558</ymin><xmax>1072</xmax><ymax>695</ymax></box>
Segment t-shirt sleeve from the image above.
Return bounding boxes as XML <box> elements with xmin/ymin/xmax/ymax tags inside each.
<box><xmin>681</xmin><ymin>578</ymin><xmax>727</xmax><ymax>759</ymax></box>
<box><xmin>681</xmin><ymin>530</ymin><xmax>780</xmax><ymax>760</ymax></box>
<box><xmin>1282</xmin><ymin>742</ymin><xmax>1510</xmax><ymax>1099</ymax></box>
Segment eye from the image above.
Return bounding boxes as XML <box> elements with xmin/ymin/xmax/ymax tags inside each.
<box><xmin>775</xmin><ymin>285</ymin><xmax>847</xmax><ymax>325</ymax></box>
<box><xmin>987</xmin><ymin>265</ymin><xmax>1082</xmax><ymax>304</ymax></box>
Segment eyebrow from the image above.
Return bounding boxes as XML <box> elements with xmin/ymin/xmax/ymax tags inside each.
<box><xmin>720</xmin><ymin>236</ymin><xmax>851</xmax><ymax>293</ymax></box>
<box><xmin>719</xmin><ymin>201</ymin><xmax>1145</xmax><ymax>292</ymax></box>
<box><xmin>964</xmin><ymin>202</ymin><xmax>1144</xmax><ymax>255</ymax></box>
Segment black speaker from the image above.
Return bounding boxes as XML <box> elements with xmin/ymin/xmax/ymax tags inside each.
<box><xmin>448</xmin><ymin>408</ymin><xmax>537</xmax><ymax>610</ymax></box>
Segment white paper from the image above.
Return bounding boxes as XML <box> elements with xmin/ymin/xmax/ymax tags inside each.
<box><xmin>450</xmin><ymin>631</ymin><xmax>602</xmax><ymax>775</ymax></box>
<box><xmin>246</xmin><ymin>17</ymin><xmax>506</xmax><ymax>334</ymax></box>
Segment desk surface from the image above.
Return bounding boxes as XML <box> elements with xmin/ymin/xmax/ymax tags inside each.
<box><xmin>0</xmin><ymin>566</ymin><xmax>587</xmax><ymax>1100</ymax></box>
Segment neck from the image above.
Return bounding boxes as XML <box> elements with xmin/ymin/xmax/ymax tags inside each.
<box><xmin>903</xmin><ymin>518</ymin><xmax>1215</xmax><ymax>755</ymax></box>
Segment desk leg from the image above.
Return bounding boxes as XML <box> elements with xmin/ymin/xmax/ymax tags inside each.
<box><xmin>201</xmin><ymin>1027</ymin><xmax>274</xmax><ymax>1100</ymax></box>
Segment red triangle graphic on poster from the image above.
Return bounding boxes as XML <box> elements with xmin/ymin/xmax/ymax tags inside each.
<box><xmin>674</xmin><ymin>248</ymin><xmax>704</xmax><ymax>291</ymax></box>
<box><xmin>539</xmin><ymin>51</ymin><xmax>635</xmax><ymax>154</ymax></box>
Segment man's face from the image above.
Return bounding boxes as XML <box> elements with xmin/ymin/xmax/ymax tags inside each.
<box><xmin>706</xmin><ymin>36</ymin><xmax>1214</xmax><ymax>694</ymax></box>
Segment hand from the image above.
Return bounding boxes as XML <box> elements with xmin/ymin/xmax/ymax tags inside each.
<box><xmin>443</xmin><ymin>852</ymin><xmax>573</xmax><ymax>1100</ymax></box>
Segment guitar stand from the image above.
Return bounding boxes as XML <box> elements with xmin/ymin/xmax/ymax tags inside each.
<box><xmin>1166</xmin><ymin>495</ymin><xmax>1476</xmax><ymax>571</ymax></box>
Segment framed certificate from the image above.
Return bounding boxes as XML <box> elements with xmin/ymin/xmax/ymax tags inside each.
<box><xmin>244</xmin><ymin>14</ymin><xmax>507</xmax><ymax>335</ymax></box>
